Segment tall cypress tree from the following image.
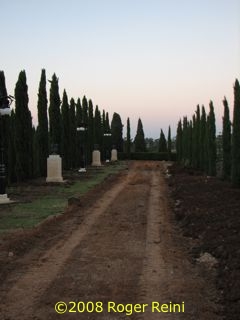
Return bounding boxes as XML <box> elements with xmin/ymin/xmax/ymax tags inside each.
<box><xmin>134</xmin><ymin>118</ymin><xmax>146</xmax><ymax>152</ymax></box>
<box><xmin>200</xmin><ymin>105</ymin><xmax>207</xmax><ymax>172</ymax></box>
<box><xmin>105</xmin><ymin>112</ymin><xmax>110</xmax><ymax>132</ymax></box>
<box><xmin>207</xmin><ymin>101</ymin><xmax>216</xmax><ymax>176</ymax></box>
<box><xmin>126</xmin><ymin>117</ymin><xmax>131</xmax><ymax>158</ymax></box>
<box><xmin>61</xmin><ymin>90</ymin><xmax>70</xmax><ymax>169</ymax></box>
<box><xmin>0</xmin><ymin>71</ymin><xmax>11</xmax><ymax>183</ymax></box>
<box><xmin>111</xmin><ymin>113</ymin><xmax>123</xmax><ymax>152</ymax></box>
<box><xmin>222</xmin><ymin>97</ymin><xmax>231</xmax><ymax>179</ymax></box>
<box><xmin>76</xmin><ymin>98</ymin><xmax>83</xmax><ymax>167</ymax></box>
<box><xmin>69</xmin><ymin>98</ymin><xmax>76</xmax><ymax>169</ymax></box>
<box><xmin>158</xmin><ymin>129</ymin><xmax>167</xmax><ymax>153</ymax></box>
<box><xmin>176</xmin><ymin>120</ymin><xmax>183</xmax><ymax>163</ymax></box>
<box><xmin>94</xmin><ymin>105</ymin><xmax>102</xmax><ymax>147</ymax></box>
<box><xmin>88</xmin><ymin>99</ymin><xmax>94</xmax><ymax>160</ymax></box>
<box><xmin>48</xmin><ymin>73</ymin><xmax>61</xmax><ymax>153</ymax></box>
<box><xmin>14</xmin><ymin>70</ymin><xmax>33</xmax><ymax>181</ymax></box>
<box><xmin>37</xmin><ymin>69</ymin><xmax>48</xmax><ymax>176</ymax></box>
<box><xmin>167</xmin><ymin>126</ymin><xmax>172</xmax><ymax>160</ymax></box>
<box><xmin>231</xmin><ymin>79</ymin><xmax>240</xmax><ymax>187</ymax></box>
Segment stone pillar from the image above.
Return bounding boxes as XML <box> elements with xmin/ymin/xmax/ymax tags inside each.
<box><xmin>111</xmin><ymin>149</ymin><xmax>118</xmax><ymax>162</ymax></box>
<box><xmin>91</xmin><ymin>150</ymin><xmax>102</xmax><ymax>166</ymax></box>
<box><xmin>46</xmin><ymin>155</ymin><xmax>64</xmax><ymax>183</ymax></box>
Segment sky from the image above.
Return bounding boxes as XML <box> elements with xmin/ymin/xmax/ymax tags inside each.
<box><xmin>1</xmin><ymin>0</ymin><xmax>240</xmax><ymax>138</ymax></box>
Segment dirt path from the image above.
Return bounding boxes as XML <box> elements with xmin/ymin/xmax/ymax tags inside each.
<box><xmin>0</xmin><ymin>161</ymin><xmax>220</xmax><ymax>320</ymax></box>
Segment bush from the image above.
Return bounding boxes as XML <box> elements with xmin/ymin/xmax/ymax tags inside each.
<box><xmin>118</xmin><ymin>152</ymin><xmax>176</xmax><ymax>161</ymax></box>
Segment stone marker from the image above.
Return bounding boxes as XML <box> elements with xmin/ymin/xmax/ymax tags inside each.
<box><xmin>111</xmin><ymin>149</ymin><xmax>118</xmax><ymax>162</ymax></box>
<box><xmin>46</xmin><ymin>155</ymin><xmax>64</xmax><ymax>183</ymax></box>
<box><xmin>92</xmin><ymin>150</ymin><xmax>102</xmax><ymax>166</ymax></box>
<box><xmin>0</xmin><ymin>194</ymin><xmax>11</xmax><ymax>204</ymax></box>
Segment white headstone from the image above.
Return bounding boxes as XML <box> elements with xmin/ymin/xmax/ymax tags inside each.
<box><xmin>46</xmin><ymin>155</ymin><xmax>64</xmax><ymax>183</ymax></box>
<box><xmin>0</xmin><ymin>194</ymin><xmax>11</xmax><ymax>204</ymax></box>
<box><xmin>111</xmin><ymin>149</ymin><xmax>118</xmax><ymax>161</ymax></box>
<box><xmin>91</xmin><ymin>150</ymin><xmax>102</xmax><ymax>166</ymax></box>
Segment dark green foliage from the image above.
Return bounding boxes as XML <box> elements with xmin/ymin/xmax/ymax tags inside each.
<box><xmin>94</xmin><ymin>105</ymin><xmax>103</xmax><ymax>146</ymax></box>
<box><xmin>111</xmin><ymin>112</ymin><xmax>123</xmax><ymax>152</ymax></box>
<box><xmin>207</xmin><ymin>101</ymin><xmax>216</xmax><ymax>176</ymax></box>
<box><xmin>0</xmin><ymin>70</ymin><xmax>7</xmax><ymax>97</ymax></box>
<box><xmin>48</xmin><ymin>73</ymin><xmax>61</xmax><ymax>152</ymax></box>
<box><xmin>69</xmin><ymin>98</ymin><xmax>76</xmax><ymax>169</ymax></box>
<box><xmin>105</xmin><ymin>112</ymin><xmax>110</xmax><ymax>132</ymax></box>
<box><xmin>118</xmin><ymin>152</ymin><xmax>176</xmax><ymax>161</ymax></box>
<box><xmin>88</xmin><ymin>99</ymin><xmax>94</xmax><ymax>159</ymax></box>
<box><xmin>7</xmin><ymin>110</ymin><xmax>16</xmax><ymax>183</ymax></box>
<box><xmin>158</xmin><ymin>129</ymin><xmax>167</xmax><ymax>152</ymax></box>
<box><xmin>37</xmin><ymin>69</ymin><xmax>48</xmax><ymax>176</ymax></box>
<box><xmin>0</xmin><ymin>71</ymin><xmax>11</xmax><ymax>183</ymax></box>
<box><xmin>192</xmin><ymin>105</ymin><xmax>201</xmax><ymax>169</ymax></box>
<box><xmin>82</xmin><ymin>96</ymin><xmax>88</xmax><ymax>124</ymax></box>
<box><xmin>61</xmin><ymin>90</ymin><xmax>70</xmax><ymax>169</ymax></box>
<box><xmin>176</xmin><ymin>120</ymin><xmax>182</xmax><ymax>163</ymax></box>
<box><xmin>134</xmin><ymin>118</ymin><xmax>146</xmax><ymax>152</ymax></box>
<box><xmin>75</xmin><ymin>98</ymin><xmax>82</xmax><ymax>167</ymax></box>
<box><xmin>126</xmin><ymin>117</ymin><xmax>131</xmax><ymax>158</ymax></box>
<box><xmin>32</xmin><ymin>127</ymin><xmax>40</xmax><ymax>178</ymax></box>
<box><xmin>167</xmin><ymin>126</ymin><xmax>172</xmax><ymax>160</ymax></box>
<box><xmin>200</xmin><ymin>106</ymin><xmax>207</xmax><ymax>171</ymax></box>
<box><xmin>231</xmin><ymin>79</ymin><xmax>240</xmax><ymax>187</ymax></box>
<box><xmin>14</xmin><ymin>70</ymin><xmax>33</xmax><ymax>181</ymax></box>
<box><xmin>222</xmin><ymin>97</ymin><xmax>231</xmax><ymax>179</ymax></box>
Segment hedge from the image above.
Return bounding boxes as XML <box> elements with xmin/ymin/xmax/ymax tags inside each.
<box><xmin>118</xmin><ymin>152</ymin><xmax>176</xmax><ymax>161</ymax></box>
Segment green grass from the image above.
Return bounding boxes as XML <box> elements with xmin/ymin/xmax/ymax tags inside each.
<box><xmin>0</xmin><ymin>162</ymin><xmax>126</xmax><ymax>232</ymax></box>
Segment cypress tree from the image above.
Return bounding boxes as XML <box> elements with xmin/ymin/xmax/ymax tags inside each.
<box><xmin>195</xmin><ymin>105</ymin><xmax>201</xmax><ymax>168</ymax></box>
<box><xmin>134</xmin><ymin>118</ymin><xmax>146</xmax><ymax>152</ymax></box>
<box><xmin>126</xmin><ymin>117</ymin><xmax>131</xmax><ymax>158</ymax></box>
<box><xmin>167</xmin><ymin>126</ymin><xmax>172</xmax><ymax>160</ymax></box>
<box><xmin>82</xmin><ymin>96</ymin><xmax>88</xmax><ymax>124</ymax></box>
<box><xmin>111</xmin><ymin>113</ymin><xmax>124</xmax><ymax>152</ymax></box>
<box><xmin>88</xmin><ymin>99</ymin><xmax>94</xmax><ymax>159</ymax></box>
<box><xmin>0</xmin><ymin>71</ymin><xmax>11</xmax><ymax>183</ymax></box>
<box><xmin>182</xmin><ymin>117</ymin><xmax>189</xmax><ymax>165</ymax></box>
<box><xmin>76</xmin><ymin>98</ymin><xmax>83</xmax><ymax>167</ymax></box>
<box><xmin>200</xmin><ymin>105</ymin><xmax>207</xmax><ymax>172</ymax></box>
<box><xmin>32</xmin><ymin>127</ymin><xmax>40</xmax><ymax>178</ymax></box>
<box><xmin>158</xmin><ymin>129</ymin><xmax>167</xmax><ymax>153</ymax></box>
<box><xmin>14</xmin><ymin>70</ymin><xmax>33</xmax><ymax>181</ymax></box>
<box><xmin>207</xmin><ymin>101</ymin><xmax>216</xmax><ymax>176</ymax></box>
<box><xmin>176</xmin><ymin>120</ymin><xmax>183</xmax><ymax>163</ymax></box>
<box><xmin>37</xmin><ymin>69</ymin><xmax>48</xmax><ymax>176</ymax></box>
<box><xmin>94</xmin><ymin>105</ymin><xmax>103</xmax><ymax>147</ymax></box>
<box><xmin>7</xmin><ymin>110</ymin><xmax>16</xmax><ymax>183</ymax></box>
<box><xmin>69</xmin><ymin>98</ymin><xmax>76</xmax><ymax>168</ymax></box>
<box><xmin>222</xmin><ymin>97</ymin><xmax>231</xmax><ymax>179</ymax></box>
<box><xmin>61</xmin><ymin>90</ymin><xmax>70</xmax><ymax>169</ymax></box>
<box><xmin>48</xmin><ymin>73</ymin><xmax>61</xmax><ymax>153</ymax></box>
<box><xmin>105</xmin><ymin>112</ymin><xmax>110</xmax><ymax>132</ymax></box>
<box><xmin>231</xmin><ymin>79</ymin><xmax>240</xmax><ymax>187</ymax></box>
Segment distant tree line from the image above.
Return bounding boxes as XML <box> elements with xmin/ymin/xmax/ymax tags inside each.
<box><xmin>176</xmin><ymin>79</ymin><xmax>240</xmax><ymax>188</ymax></box>
<box><xmin>0</xmin><ymin>69</ymin><xmax>124</xmax><ymax>183</ymax></box>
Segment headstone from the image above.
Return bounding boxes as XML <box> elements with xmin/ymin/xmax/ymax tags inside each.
<box><xmin>0</xmin><ymin>194</ymin><xmax>11</xmax><ymax>204</ymax></box>
<box><xmin>46</xmin><ymin>155</ymin><xmax>64</xmax><ymax>183</ymax></box>
<box><xmin>111</xmin><ymin>149</ymin><xmax>118</xmax><ymax>162</ymax></box>
<box><xmin>92</xmin><ymin>150</ymin><xmax>101</xmax><ymax>166</ymax></box>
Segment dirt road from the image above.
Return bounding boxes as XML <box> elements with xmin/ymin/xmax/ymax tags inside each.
<box><xmin>0</xmin><ymin>161</ymin><xmax>220</xmax><ymax>319</ymax></box>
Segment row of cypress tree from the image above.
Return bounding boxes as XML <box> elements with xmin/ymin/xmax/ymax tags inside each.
<box><xmin>176</xmin><ymin>79</ymin><xmax>240</xmax><ymax>187</ymax></box>
<box><xmin>0</xmin><ymin>69</ymin><xmax>124</xmax><ymax>183</ymax></box>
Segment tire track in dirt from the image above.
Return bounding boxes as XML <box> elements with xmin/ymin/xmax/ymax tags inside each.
<box><xmin>0</xmin><ymin>173</ymin><xmax>130</xmax><ymax>320</ymax></box>
<box><xmin>137</xmin><ymin>166</ymin><xmax>220</xmax><ymax>320</ymax></box>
